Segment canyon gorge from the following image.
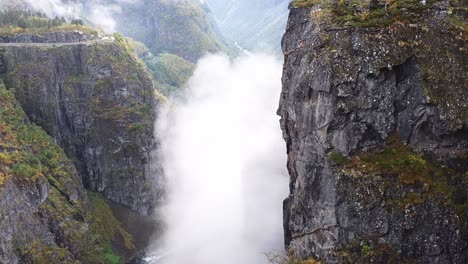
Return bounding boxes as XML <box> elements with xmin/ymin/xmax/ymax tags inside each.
<box><xmin>0</xmin><ymin>0</ymin><xmax>467</xmax><ymax>263</ymax></box>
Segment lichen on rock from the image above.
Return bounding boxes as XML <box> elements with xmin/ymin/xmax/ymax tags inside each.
<box><xmin>0</xmin><ymin>83</ymin><xmax>136</xmax><ymax>264</ymax></box>
<box><xmin>0</xmin><ymin>34</ymin><xmax>164</xmax><ymax>215</ymax></box>
<box><xmin>279</xmin><ymin>0</ymin><xmax>467</xmax><ymax>262</ymax></box>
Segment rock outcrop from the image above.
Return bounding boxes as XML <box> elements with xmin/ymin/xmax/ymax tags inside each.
<box><xmin>113</xmin><ymin>0</ymin><xmax>228</xmax><ymax>62</ymax></box>
<box><xmin>279</xmin><ymin>1</ymin><xmax>467</xmax><ymax>262</ymax></box>
<box><xmin>0</xmin><ymin>84</ymin><xmax>136</xmax><ymax>263</ymax></box>
<box><xmin>0</xmin><ymin>30</ymin><xmax>98</xmax><ymax>43</ymax></box>
<box><xmin>0</xmin><ymin>35</ymin><xmax>163</xmax><ymax>215</ymax></box>
<box><xmin>3</xmin><ymin>0</ymin><xmax>228</xmax><ymax>62</ymax></box>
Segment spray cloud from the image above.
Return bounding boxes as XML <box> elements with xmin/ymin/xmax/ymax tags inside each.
<box><xmin>156</xmin><ymin>53</ymin><xmax>288</xmax><ymax>264</ymax></box>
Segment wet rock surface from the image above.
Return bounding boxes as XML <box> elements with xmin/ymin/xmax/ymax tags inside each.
<box><xmin>279</xmin><ymin>1</ymin><xmax>467</xmax><ymax>262</ymax></box>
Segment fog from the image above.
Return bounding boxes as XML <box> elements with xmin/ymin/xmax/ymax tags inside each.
<box><xmin>21</xmin><ymin>0</ymin><xmax>206</xmax><ymax>33</ymax></box>
<box><xmin>154</xmin><ymin>53</ymin><xmax>288</xmax><ymax>264</ymax></box>
<box><xmin>24</xmin><ymin>0</ymin><xmax>142</xmax><ymax>32</ymax></box>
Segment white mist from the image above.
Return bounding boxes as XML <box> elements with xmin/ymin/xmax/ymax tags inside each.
<box><xmin>155</xmin><ymin>53</ymin><xmax>288</xmax><ymax>264</ymax></box>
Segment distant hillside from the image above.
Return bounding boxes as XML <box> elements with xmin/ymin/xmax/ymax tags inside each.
<box><xmin>205</xmin><ymin>0</ymin><xmax>289</xmax><ymax>54</ymax></box>
<box><xmin>1</xmin><ymin>0</ymin><xmax>229</xmax><ymax>62</ymax></box>
<box><xmin>113</xmin><ymin>0</ymin><xmax>228</xmax><ymax>62</ymax></box>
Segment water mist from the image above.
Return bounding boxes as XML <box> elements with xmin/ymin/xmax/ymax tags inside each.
<box><xmin>153</xmin><ymin>53</ymin><xmax>288</xmax><ymax>264</ymax></box>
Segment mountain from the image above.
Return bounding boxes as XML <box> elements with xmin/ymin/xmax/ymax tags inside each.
<box><xmin>113</xmin><ymin>0</ymin><xmax>228</xmax><ymax>62</ymax></box>
<box><xmin>205</xmin><ymin>0</ymin><xmax>289</xmax><ymax>53</ymax></box>
<box><xmin>0</xmin><ymin>12</ymin><xmax>164</xmax><ymax>262</ymax></box>
<box><xmin>0</xmin><ymin>80</ymin><xmax>138</xmax><ymax>263</ymax></box>
<box><xmin>1</xmin><ymin>0</ymin><xmax>226</xmax><ymax>98</ymax></box>
<box><xmin>3</xmin><ymin>0</ymin><xmax>229</xmax><ymax>62</ymax></box>
<box><xmin>0</xmin><ymin>2</ymin><xmax>226</xmax><ymax>261</ymax></box>
<box><xmin>279</xmin><ymin>0</ymin><xmax>467</xmax><ymax>262</ymax></box>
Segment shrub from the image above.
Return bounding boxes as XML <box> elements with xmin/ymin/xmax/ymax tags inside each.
<box><xmin>329</xmin><ymin>151</ymin><xmax>350</xmax><ymax>166</ymax></box>
<box><xmin>266</xmin><ymin>250</ymin><xmax>323</xmax><ymax>264</ymax></box>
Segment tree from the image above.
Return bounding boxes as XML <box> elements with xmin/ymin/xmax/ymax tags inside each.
<box><xmin>71</xmin><ymin>19</ymin><xmax>84</xmax><ymax>26</ymax></box>
<box><xmin>17</xmin><ymin>18</ymin><xmax>27</xmax><ymax>29</ymax></box>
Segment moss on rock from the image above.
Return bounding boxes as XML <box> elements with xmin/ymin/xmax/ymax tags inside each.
<box><xmin>0</xmin><ymin>83</ymin><xmax>136</xmax><ymax>263</ymax></box>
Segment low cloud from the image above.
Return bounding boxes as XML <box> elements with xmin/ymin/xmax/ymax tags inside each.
<box><xmin>155</xmin><ymin>53</ymin><xmax>288</xmax><ymax>264</ymax></box>
<box><xmin>24</xmin><ymin>0</ymin><xmax>142</xmax><ymax>32</ymax></box>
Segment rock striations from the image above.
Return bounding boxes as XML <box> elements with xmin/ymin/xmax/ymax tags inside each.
<box><xmin>0</xmin><ymin>82</ymin><xmax>137</xmax><ymax>263</ymax></box>
<box><xmin>279</xmin><ymin>0</ymin><xmax>467</xmax><ymax>263</ymax></box>
<box><xmin>0</xmin><ymin>34</ymin><xmax>163</xmax><ymax>215</ymax></box>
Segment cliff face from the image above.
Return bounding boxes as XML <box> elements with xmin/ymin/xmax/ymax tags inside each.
<box><xmin>0</xmin><ymin>84</ymin><xmax>135</xmax><ymax>264</ymax></box>
<box><xmin>0</xmin><ymin>30</ymin><xmax>97</xmax><ymax>43</ymax></box>
<box><xmin>109</xmin><ymin>0</ymin><xmax>229</xmax><ymax>62</ymax></box>
<box><xmin>279</xmin><ymin>1</ymin><xmax>467</xmax><ymax>263</ymax></box>
<box><xmin>3</xmin><ymin>0</ymin><xmax>228</xmax><ymax>62</ymax></box>
<box><xmin>0</xmin><ymin>36</ymin><xmax>162</xmax><ymax>215</ymax></box>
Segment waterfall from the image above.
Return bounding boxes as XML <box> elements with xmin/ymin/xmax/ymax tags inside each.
<box><xmin>151</xmin><ymin>53</ymin><xmax>288</xmax><ymax>264</ymax></box>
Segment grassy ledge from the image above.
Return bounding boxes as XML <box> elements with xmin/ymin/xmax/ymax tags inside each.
<box><xmin>292</xmin><ymin>0</ymin><xmax>445</xmax><ymax>27</ymax></box>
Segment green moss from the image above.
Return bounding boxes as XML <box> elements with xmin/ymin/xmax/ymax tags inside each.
<box><xmin>293</xmin><ymin>0</ymin><xmax>442</xmax><ymax>27</ymax></box>
<box><xmin>113</xmin><ymin>33</ymin><xmax>135</xmax><ymax>59</ymax></box>
<box><xmin>292</xmin><ymin>0</ymin><xmax>324</xmax><ymax>8</ymax></box>
<box><xmin>105</xmin><ymin>242</ymin><xmax>121</xmax><ymax>264</ymax></box>
<box><xmin>0</xmin><ymin>83</ymin><xmax>76</xmax><ymax>186</ymax></box>
<box><xmin>23</xmin><ymin>240</ymin><xmax>74</xmax><ymax>264</ymax></box>
<box><xmin>11</xmin><ymin>162</ymin><xmax>41</xmax><ymax>178</ymax></box>
<box><xmin>360</xmin><ymin>241</ymin><xmax>372</xmax><ymax>257</ymax></box>
<box><xmin>0</xmin><ymin>83</ymin><xmax>135</xmax><ymax>263</ymax></box>
<box><xmin>41</xmin><ymin>190</ymin><xmax>136</xmax><ymax>263</ymax></box>
<box><xmin>66</xmin><ymin>74</ymin><xmax>84</xmax><ymax>84</ymax></box>
<box><xmin>341</xmin><ymin>240</ymin><xmax>402</xmax><ymax>263</ymax></box>
<box><xmin>329</xmin><ymin>151</ymin><xmax>350</xmax><ymax>166</ymax></box>
<box><xmin>266</xmin><ymin>249</ymin><xmax>323</xmax><ymax>264</ymax></box>
<box><xmin>363</xmin><ymin>134</ymin><xmax>451</xmax><ymax>194</ymax></box>
<box><xmin>81</xmin><ymin>40</ymin><xmax>161</xmax><ymax>135</ymax></box>
<box><xmin>447</xmin><ymin>14</ymin><xmax>468</xmax><ymax>31</ymax></box>
<box><xmin>88</xmin><ymin>191</ymin><xmax>135</xmax><ymax>251</ymax></box>
<box><xmin>338</xmin><ymin>131</ymin><xmax>467</xmax><ymax>215</ymax></box>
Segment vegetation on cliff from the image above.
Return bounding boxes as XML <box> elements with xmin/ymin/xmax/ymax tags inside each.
<box><xmin>292</xmin><ymin>0</ymin><xmax>467</xmax><ymax>28</ymax></box>
<box><xmin>0</xmin><ymin>10</ymin><xmax>98</xmax><ymax>36</ymax></box>
<box><xmin>144</xmin><ymin>53</ymin><xmax>195</xmax><ymax>97</ymax></box>
<box><xmin>114</xmin><ymin>0</ymin><xmax>229</xmax><ymax>62</ymax></box>
<box><xmin>281</xmin><ymin>0</ymin><xmax>467</xmax><ymax>261</ymax></box>
<box><xmin>0</xmin><ymin>15</ymin><xmax>164</xmax><ymax>213</ymax></box>
<box><xmin>267</xmin><ymin>250</ymin><xmax>323</xmax><ymax>264</ymax></box>
<box><xmin>332</xmin><ymin>132</ymin><xmax>467</xmax><ymax>202</ymax></box>
<box><xmin>0</xmin><ymin>77</ymin><xmax>135</xmax><ymax>264</ymax></box>
<box><xmin>329</xmin><ymin>132</ymin><xmax>467</xmax><ymax>262</ymax></box>
<box><xmin>125</xmin><ymin>36</ymin><xmax>194</xmax><ymax>98</ymax></box>
<box><xmin>0</xmin><ymin>83</ymin><xmax>74</xmax><ymax>188</ymax></box>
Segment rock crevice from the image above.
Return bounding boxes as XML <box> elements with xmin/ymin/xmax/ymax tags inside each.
<box><xmin>280</xmin><ymin>2</ymin><xmax>467</xmax><ymax>262</ymax></box>
<box><xmin>0</xmin><ymin>36</ymin><xmax>163</xmax><ymax>214</ymax></box>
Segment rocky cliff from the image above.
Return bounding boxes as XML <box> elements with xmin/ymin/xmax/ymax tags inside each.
<box><xmin>279</xmin><ymin>0</ymin><xmax>467</xmax><ymax>262</ymax></box>
<box><xmin>3</xmin><ymin>0</ymin><xmax>229</xmax><ymax>62</ymax></box>
<box><xmin>114</xmin><ymin>0</ymin><xmax>228</xmax><ymax>62</ymax></box>
<box><xmin>0</xmin><ymin>34</ymin><xmax>163</xmax><ymax>215</ymax></box>
<box><xmin>0</xmin><ymin>83</ymin><xmax>137</xmax><ymax>263</ymax></box>
<box><xmin>0</xmin><ymin>30</ymin><xmax>97</xmax><ymax>43</ymax></box>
